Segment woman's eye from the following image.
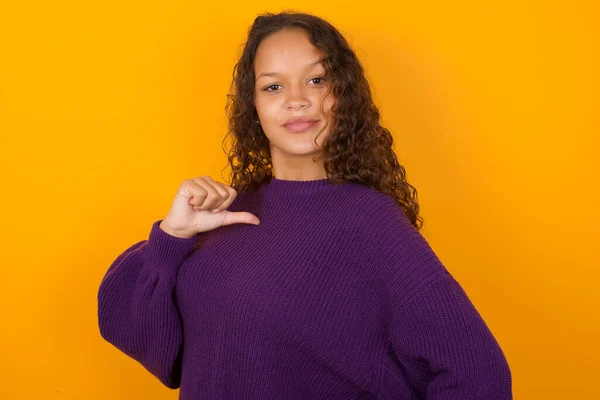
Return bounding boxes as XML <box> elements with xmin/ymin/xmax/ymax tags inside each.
<box><xmin>310</xmin><ymin>77</ymin><xmax>325</xmax><ymax>85</ymax></box>
<box><xmin>264</xmin><ymin>84</ymin><xmax>281</xmax><ymax>92</ymax></box>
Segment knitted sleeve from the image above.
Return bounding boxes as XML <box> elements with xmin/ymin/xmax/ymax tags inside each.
<box><xmin>364</xmin><ymin>193</ymin><xmax>512</xmax><ymax>399</ymax></box>
<box><xmin>97</xmin><ymin>220</ymin><xmax>198</xmax><ymax>389</ymax></box>
<box><xmin>388</xmin><ymin>272</ymin><xmax>513</xmax><ymax>399</ymax></box>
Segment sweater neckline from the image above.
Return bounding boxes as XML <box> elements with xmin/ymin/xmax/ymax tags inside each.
<box><xmin>259</xmin><ymin>176</ymin><xmax>344</xmax><ymax>197</ymax></box>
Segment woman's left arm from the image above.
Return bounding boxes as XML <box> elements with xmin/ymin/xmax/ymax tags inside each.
<box><xmin>388</xmin><ymin>270</ymin><xmax>513</xmax><ymax>399</ymax></box>
<box><xmin>361</xmin><ymin>194</ymin><xmax>513</xmax><ymax>399</ymax></box>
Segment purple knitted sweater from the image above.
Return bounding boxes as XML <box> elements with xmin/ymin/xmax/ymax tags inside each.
<box><xmin>97</xmin><ymin>177</ymin><xmax>512</xmax><ymax>399</ymax></box>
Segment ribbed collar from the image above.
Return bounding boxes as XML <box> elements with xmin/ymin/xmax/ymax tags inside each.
<box><xmin>258</xmin><ymin>176</ymin><xmax>346</xmax><ymax>197</ymax></box>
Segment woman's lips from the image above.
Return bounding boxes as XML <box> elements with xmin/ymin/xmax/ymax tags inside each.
<box><xmin>284</xmin><ymin>120</ymin><xmax>318</xmax><ymax>133</ymax></box>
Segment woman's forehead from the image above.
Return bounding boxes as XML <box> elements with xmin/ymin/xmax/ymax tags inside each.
<box><xmin>254</xmin><ymin>30</ymin><xmax>325</xmax><ymax>76</ymax></box>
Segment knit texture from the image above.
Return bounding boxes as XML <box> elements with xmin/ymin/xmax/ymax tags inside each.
<box><xmin>97</xmin><ymin>177</ymin><xmax>512</xmax><ymax>399</ymax></box>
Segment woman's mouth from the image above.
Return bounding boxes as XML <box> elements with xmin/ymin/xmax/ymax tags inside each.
<box><xmin>283</xmin><ymin>119</ymin><xmax>319</xmax><ymax>133</ymax></box>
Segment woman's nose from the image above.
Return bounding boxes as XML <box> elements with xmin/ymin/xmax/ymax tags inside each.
<box><xmin>285</xmin><ymin>87</ymin><xmax>311</xmax><ymax>110</ymax></box>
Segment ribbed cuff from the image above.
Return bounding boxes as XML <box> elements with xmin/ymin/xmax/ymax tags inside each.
<box><xmin>142</xmin><ymin>220</ymin><xmax>198</xmax><ymax>276</ymax></box>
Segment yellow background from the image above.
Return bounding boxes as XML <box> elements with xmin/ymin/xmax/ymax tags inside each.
<box><xmin>1</xmin><ymin>1</ymin><xmax>598</xmax><ymax>399</ymax></box>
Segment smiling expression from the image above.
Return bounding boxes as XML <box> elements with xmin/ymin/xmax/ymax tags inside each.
<box><xmin>253</xmin><ymin>27</ymin><xmax>335</xmax><ymax>160</ymax></box>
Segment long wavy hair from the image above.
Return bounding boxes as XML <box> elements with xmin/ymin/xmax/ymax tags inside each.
<box><xmin>221</xmin><ymin>10</ymin><xmax>424</xmax><ymax>231</ymax></box>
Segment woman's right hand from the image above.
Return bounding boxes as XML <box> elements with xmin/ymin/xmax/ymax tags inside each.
<box><xmin>159</xmin><ymin>176</ymin><xmax>260</xmax><ymax>238</ymax></box>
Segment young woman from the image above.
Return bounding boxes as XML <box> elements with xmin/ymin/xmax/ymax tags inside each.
<box><xmin>98</xmin><ymin>11</ymin><xmax>512</xmax><ymax>399</ymax></box>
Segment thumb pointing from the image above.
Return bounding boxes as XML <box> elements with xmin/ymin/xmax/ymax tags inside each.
<box><xmin>222</xmin><ymin>211</ymin><xmax>261</xmax><ymax>226</ymax></box>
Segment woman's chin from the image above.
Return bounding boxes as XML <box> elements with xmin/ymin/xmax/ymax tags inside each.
<box><xmin>272</xmin><ymin>145</ymin><xmax>322</xmax><ymax>158</ymax></box>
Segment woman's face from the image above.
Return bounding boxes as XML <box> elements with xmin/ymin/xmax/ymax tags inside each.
<box><xmin>253</xmin><ymin>28</ymin><xmax>335</xmax><ymax>163</ymax></box>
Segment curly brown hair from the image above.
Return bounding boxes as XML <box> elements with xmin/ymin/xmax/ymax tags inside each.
<box><xmin>220</xmin><ymin>10</ymin><xmax>424</xmax><ymax>231</ymax></box>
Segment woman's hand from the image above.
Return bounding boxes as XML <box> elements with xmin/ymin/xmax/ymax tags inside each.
<box><xmin>159</xmin><ymin>176</ymin><xmax>260</xmax><ymax>238</ymax></box>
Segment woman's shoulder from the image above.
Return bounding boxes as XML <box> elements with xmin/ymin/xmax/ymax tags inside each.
<box><xmin>346</xmin><ymin>185</ymin><xmax>449</xmax><ymax>304</ymax></box>
<box><xmin>340</xmin><ymin>183</ymin><xmax>415</xmax><ymax>233</ymax></box>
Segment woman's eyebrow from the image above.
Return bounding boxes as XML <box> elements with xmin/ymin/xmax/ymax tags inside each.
<box><xmin>256</xmin><ymin>57</ymin><xmax>326</xmax><ymax>81</ymax></box>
